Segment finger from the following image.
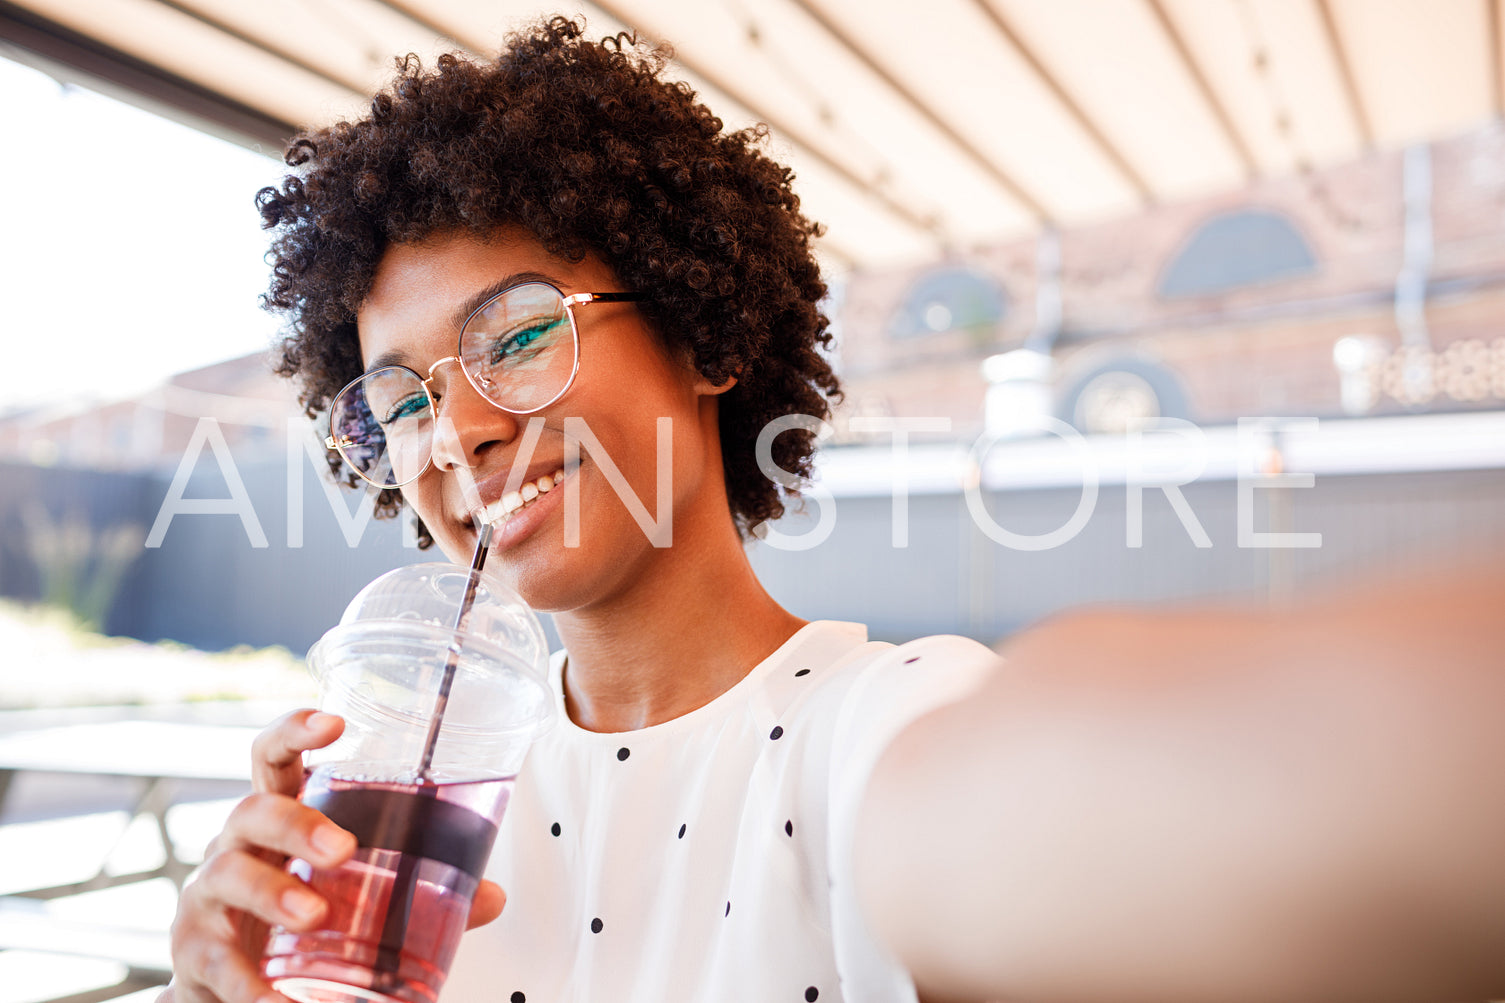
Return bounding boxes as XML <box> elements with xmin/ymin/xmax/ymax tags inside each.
<box><xmin>176</xmin><ymin>923</ymin><xmax>291</xmax><ymax>1003</ymax></box>
<box><xmin>251</xmin><ymin>709</ymin><xmax>344</xmax><ymax>794</ymax></box>
<box><xmin>467</xmin><ymin>880</ymin><xmax>506</xmax><ymax>929</ymax></box>
<box><xmin>190</xmin><ymin>848</ymin><xmax>330</xmax><ymax>931</ymax></box>
<box><xmin>221</xmin><ymin>792</ymin><xmax>357</xmax><ymax>867</ymax></box>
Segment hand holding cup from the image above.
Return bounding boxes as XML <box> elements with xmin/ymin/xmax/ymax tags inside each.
<box><xmin>162</xmin><ymin>710</ymin><xmax>506</xmax><ymax>1003</ymax></box>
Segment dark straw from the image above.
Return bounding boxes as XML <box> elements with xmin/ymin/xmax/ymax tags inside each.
<box><xmin>418</xmin><ymin>520</ymin><xmax>493</xmax><ymax>777</ymax></box>
<box><xmin>375</xmin><ymin>519</ymin><xmax>494</xmax><ymax>986</ymax></box>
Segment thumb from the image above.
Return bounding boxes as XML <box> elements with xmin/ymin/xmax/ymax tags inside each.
<box><xmin>467</xmin><ymin>880</ymin><xmax>506</xmax><ymax>929</ymax></box>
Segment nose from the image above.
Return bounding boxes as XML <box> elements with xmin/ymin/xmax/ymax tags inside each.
<box><xmin>426</xmin><ymin>360</ymin><xmax>521</xmax><ymax>473</ymax></box>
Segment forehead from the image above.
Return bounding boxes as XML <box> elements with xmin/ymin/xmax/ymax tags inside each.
<box><xmin>356</xmin><ymin>229</ymin><xmax>619</xmax><ymax>364</ymax></box>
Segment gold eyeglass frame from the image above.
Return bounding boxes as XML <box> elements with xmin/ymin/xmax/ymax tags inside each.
<box><xmin>325</xmin><ymin>281</ymin><xmax>640</xmax><ymax>488</ymax></box>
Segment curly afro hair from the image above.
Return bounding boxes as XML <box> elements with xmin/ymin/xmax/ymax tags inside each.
<box><xmin>258</xmin><ymin>15</ymin><xmax>840</xmax><ymax>546</ymax></box>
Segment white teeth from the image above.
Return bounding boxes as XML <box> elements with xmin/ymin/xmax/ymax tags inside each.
<box><xmin>480</xmin><ymin>469</ymin><xmax>566</xmax><ymax>525</ymax></box>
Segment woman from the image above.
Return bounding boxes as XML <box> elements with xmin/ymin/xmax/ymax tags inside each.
<box><xmin>168</xmin><ymin>17</ymin><xmax>995</xmax><ymax>1003</ymax></box>
<box><xmin>164</xmin><ymin>17</ymin><xmax>1505</xmax><ymax>1003</ymax></box>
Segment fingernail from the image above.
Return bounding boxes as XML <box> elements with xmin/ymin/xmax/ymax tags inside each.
<box><xmin>306</xmin><ymin>712</ymin><xmax>339</xmax><ymax>731</ymax></box>
<box><xmin>312</xmin><ymin>823</ymin><xmax>355</xmax><ymax>859</ymax></box>
<box><xmin>281</xmin><ymin>887</ymin><xmax>324</xmax><ymax>923</ymax></box>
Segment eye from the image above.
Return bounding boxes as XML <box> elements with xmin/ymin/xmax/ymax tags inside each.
<box><xmin>488</xmin><ymin>316</ymin><xmax>567</xmax><ymax>365</ymax></box>
<box><xmin>379</xmin><ymin>392</ymin><xmax>431</xmax><ymax>426</ymax></box>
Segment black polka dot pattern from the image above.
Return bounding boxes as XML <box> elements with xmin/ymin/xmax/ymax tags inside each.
<box><xmin>507</xmin><ymin>632</ymin><xmax>949</xmax><ymax>994</ymax></box>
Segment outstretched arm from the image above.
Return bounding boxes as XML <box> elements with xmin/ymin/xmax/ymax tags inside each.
<box><xmin>856</xmin><ymin>560</ymin><xmax>1505</xmax><ymax>1003</ymax></box>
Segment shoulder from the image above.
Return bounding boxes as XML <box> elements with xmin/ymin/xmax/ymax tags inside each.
<box><xmin>779</xmin><ymin>622</ymin><xmax>996</xmax><ymax>682</ymax></box>
<box><xmin>787</xmin><ymin>629</ymin><xmax>998</xmax><ymax>753</ymax></box>
<box><xmin>817</xmin><ymin>631</ymin><xmax>998</xmax><ymax>704</ymax></box>
<box><xmin>870</xmin><ymin>633</ymin><xmax>999</xmax><ymax>672</ymax></box>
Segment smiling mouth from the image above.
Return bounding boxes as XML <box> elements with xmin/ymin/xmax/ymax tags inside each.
<box><xmin>479</xmin><ymin>468</ymin><xmax>567</xmax><ymax>525</ymax></box>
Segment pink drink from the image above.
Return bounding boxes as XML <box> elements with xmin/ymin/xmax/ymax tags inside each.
<box><xmin>264</xmin><ymin>772</ymin><xmax>513</xmax><ymax>1003</ymax></box>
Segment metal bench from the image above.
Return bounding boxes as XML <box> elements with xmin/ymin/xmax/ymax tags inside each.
<box><xmin>0</xmin><ymin>714</ymin><xmax>261</xmax><ymax>1002</ymax></box>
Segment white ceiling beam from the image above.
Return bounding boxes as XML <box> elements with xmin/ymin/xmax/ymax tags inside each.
<box><xmin>352</xmin><ymin>0</ymin><xmax>466</xmax><ymax>53</ymax></box>
<box><xmin>783</xmin><ymin>0</ymin><xmax>1052</xmax><ymax>223</ymax></box>
<box><xmin>1313</xmin><ymin>0</ymin><xmax>1375</xmax><ymax>149</ymax></box>
<box><xmin>588</xmin><ymin>0</ymin><xmax>943</xmax><ymax>240</ymax></box>
<box><xmin>360</xmin><ymin>0</ymin><xmax>944</xmax><ymax>250</ymax></box>
<box><xmin>1492</xmin><ymin>0</ymin><xmax>1503</xmax><ymax>119</ymax></box>
<box><xmin>967</xmin><ymin>0</ymin><xmax>1154</xmax><ymax>205</ymax></box>
<box><xmin>11</xmin><ymin>0</ymin><xmax>364</xmax><ymax>133</ymax></box>
<box><xmin>145</xmin><ymin>0</ymin><xmax>371</xmax><ymax>97</ymax></box>
<box><xmin>1142</xmin><ymin>0</ymin><xmax>1257</xmax><ymax>181</ymax></box>
<box><xmin>1325</xmin><ymin>0</ymin><xmax>1492</xmax><ymax>147</ymax></box>
<box><xmin>0</xmin><ymin>0</ymin><xmax>293</xmax><ymax>150</ymax></box>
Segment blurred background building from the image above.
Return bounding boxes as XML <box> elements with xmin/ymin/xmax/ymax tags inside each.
<box><xmin>837</xmin><ymin>125</ymin><xmax>1505</xmax><ymax>436</ymax></box>
<box><xmin>3</xmin><ymin>3</ymin><xmax>1505</xmax><ymax>1000</ymax></box>
<box><xmin>2</xmin><ymin>0</ymin><xmax>1505</xmax><ymax>653</ymax></box>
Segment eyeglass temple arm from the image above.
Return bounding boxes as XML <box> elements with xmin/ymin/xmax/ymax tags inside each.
<box><xmin>562</xmin><ymin>291</ymin><xmax>641</xmax><ymax>306</ymax></box>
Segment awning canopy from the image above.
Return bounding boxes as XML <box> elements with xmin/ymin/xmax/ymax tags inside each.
<box><xmin>3</xmin><ymin>0</ymin><xmax>1499</xmax><ymax>269</ymax></box>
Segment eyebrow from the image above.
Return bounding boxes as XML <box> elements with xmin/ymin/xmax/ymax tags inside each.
<box><xmin>362</xmin><ymin>270</ymin><xmax>564</xmax><ymax>376</ymax></box>
<box><xmin>450</xmin><ymin>270</ymin><xmax>562</xmax><ymax>332</ymax></box>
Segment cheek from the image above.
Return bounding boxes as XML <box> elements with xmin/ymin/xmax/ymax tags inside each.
<box><xmin>398</xmin><ymin>482</ymin><xmax>435</xmax><ymax>523</ymax></box>
<box><xmin>398</xmin><ymin>482</ymin><xmax>456</xmax><ymax>551</ymax></box>
<box><xmin>614</xmin><ymin>392</ymin><xmax>720</xmax><ymax>517</ymax></box>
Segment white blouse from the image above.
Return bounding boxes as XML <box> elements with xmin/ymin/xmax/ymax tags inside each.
<box><xmin>444</xmin><ymin>621</ymin><xmax>996</xmax><ymax>1002</ymax></box>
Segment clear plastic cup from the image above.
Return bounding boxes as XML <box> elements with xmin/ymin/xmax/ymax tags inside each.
<box><xmin>263</xmin><ymin>563</ymin><xmax>553</xmax><ymax>1003</ymax></box>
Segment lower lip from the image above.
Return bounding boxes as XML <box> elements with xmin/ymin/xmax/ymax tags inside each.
<box><xmin>487</xmin><ymin>470</ymin><xmax>573</xmax><ymax>551</ymax></box>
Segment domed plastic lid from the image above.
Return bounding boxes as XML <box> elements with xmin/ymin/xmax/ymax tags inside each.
<box><xmin>335</xmin><ymin>562</ymin><xmax>549</xmax><ymax>679</ymax></box>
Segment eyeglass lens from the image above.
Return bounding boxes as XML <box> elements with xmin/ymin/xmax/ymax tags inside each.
<box><xmin>458</xmin><ymin>281</ymin><xmax>577</xmax><ymax>413</ymax></box>
<box><xmin>328</xmin><ymin>282</ymin><xmax>578</xmax><ymax>487</ymax></box>
<box><xmin>329</xmin><ymin>367</ymin><xmax>436</xmax><ymax>487</ymax></box>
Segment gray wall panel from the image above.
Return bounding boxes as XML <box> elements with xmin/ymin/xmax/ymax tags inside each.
<box><xmin>4</xmin><ymin>458</ymin><xmax>1502</xmax><ymax>655</ymax></box>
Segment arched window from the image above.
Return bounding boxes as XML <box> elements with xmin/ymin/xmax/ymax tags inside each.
<box><xmin>1159</xmin><ymin>208</ymin><xmax>1316</xmax><ymax>297</ymax></box>
<box><xmin>888</xmin><ymin>266</ymin><xmax>1008</xmax><ymax>339</ymax></box>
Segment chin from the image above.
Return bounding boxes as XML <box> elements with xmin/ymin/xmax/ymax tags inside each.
<box><xmin>485</xmin><ymin>553</ymin><xmax>579</xmax><ymax>615</ymax></box>
<box><xmin>428</xmin><ymin>531</ymin><xmax>477</xmax><ymax>566</ymax></box>
<box><xmin>494</xmin><ymin>521</ymin><xmax>647</xmax><ymax>616</ymax></box>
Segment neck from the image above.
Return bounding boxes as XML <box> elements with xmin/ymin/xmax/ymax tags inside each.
<box><xmin>552</xmin><ymin>514</ymin><xmax>805</xmax><ymax>733</ymax></box>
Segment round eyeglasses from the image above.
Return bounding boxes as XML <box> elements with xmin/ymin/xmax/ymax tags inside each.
<box><xmin>325</xmin><ymin>280</ymin><xmax>639</xmax><ymax>488</ymax></box>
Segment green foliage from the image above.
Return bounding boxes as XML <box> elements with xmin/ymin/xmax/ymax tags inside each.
<box><xmin>20</xmin><ymin>505</ymin><xmax>145</xmax><ymax>632</ymax></box>
<box><xmin>0</xmin><ymin>598</ymin><xmax>312</xmax><ymax>709</ymax></box>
